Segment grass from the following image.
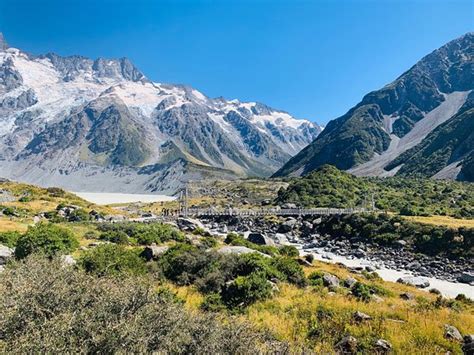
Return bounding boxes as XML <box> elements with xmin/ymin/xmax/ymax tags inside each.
<box><xmin>0</xmin><ymin>218</ymin><xmax>30</xmax><ymax>233</ymax></box>
<box><xmin>404</xmin><ymin>215</ymin><xmax>474</xmax><ymax>228</ymax></box>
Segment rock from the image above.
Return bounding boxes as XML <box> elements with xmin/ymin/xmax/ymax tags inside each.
<box><xmin>274</xmin><ymin>233</ymin><xmax>290</xmax><ymax>245</ymax></box>
<box><xmin>458</xmin><ymin>272</ymin><xmax>474</xmax><ymax>284</ymax></box>
<box><xmin>400</xmin><ymin>292</ymin><xmax>415</xmax><ymax>300</ymax></box>
<box><xmin>217</xmin><ymin>246</ymin><xmax>270</xmax><ymax>257</ymax></box>
<box><xmin>0</xmin><ymin>244</ymin><xmax>14</xmax><ymax>265</ymax></box>
<box><xmin>372</xmin><ymin>295</ymin><xmax>384</xmax><ymax>303</ymax></box>
<box><xmin>353</xmin><ymin>248</ymin><xmax>366</xmax><ymax>258</ymax></box>
<box><xmin>278</xmin><ymin>219</ymin><xmax>297</xmax><ymax>233</ymax></box>
<box><xmin>61</xmin><ymin>254</ymin><xmax>76</xmax><ymax>266</ymax></box>
<box><xmin>344</xmin><ymin>277</ymin><xmax>357</xmax><ymax>288</ymax></box>
<box><xmin>397</xmin><ymin>276</ymin><xmax>430</xmax><ymax>288</ymax></box>
<box><xmin>444</xmin><ymin>324</ymin><xmax>463</xmax><ymax>342</ymax></box>
<box><xmin>323</xmin><ymin>274</ymin><xmax>340</xmax><ymax>288</ymax></box>
<box><xmin>462</xmin><ymin>335</ymin><xmax>474</xmax><ymax>354</ymax></box>
<box><xmin>297</xmin><ymin>258</ymin><xmax>313</xmax><ymax>266</ymax></box>
<box><xmin>353</xmin><ymin>311</ymin><xmax>372</xmax><ymax>322</ymax></box>
<box><xmin>374</xmin><ymin>339</ymin><xmax>392</xmax><ymax>353</ymax></box>
<box><xmin>365</xmin><ymin>265</ymin><xmax>376</xmax><ymax>272</ymax></box>
<box><xmin>247</xmin><ymin>232</ymin><xmax>275</xmax><ymax>246</ymax></box>
<box><xmin>141</xmin><ymin>245</ymin><xmax>169</xmax><ymax>261</ymax></box>
<box><xmin>281</xmin><ymin>203</ymin><xmax>298</xmax><ymax>209</ymax></box>
<box><xmin>335</xmin><ymin>336</ymin><xmax>357</xmax><ymax>354</ymax></box>
<box><xmin>177</xmin><ymin>217</ymin><xmax>206</xmax><ymax>232</ymax></box>
<box><xmin>395</xmin><ymin>240</ymin><xmax>407</xmax><ymax>247</ymax></box>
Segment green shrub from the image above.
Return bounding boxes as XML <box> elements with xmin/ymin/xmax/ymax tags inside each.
<box><xmin>279</xmin><ymin>245</ymin><xmax>299</xmax><ymax>257</ymax></box>
<box><xmin>201</xmin><ymin>293</ymin><xmax>227</xmax><ymax>312</ymax></box>
<box><xmin>0</xmin><ymin>256</ymin><xmax>285</xmax><ymax>353</ymax></box>
<box><xmin>80</xmin><ymin>244</ymin><xmax>147</xmax><ymax>277</ymax></box>
<box><xmin>308</xmin><ymin>271</ymin><xmax>324</xmax><ymax>287</ymax></box>
<box><xmin>0</xmin><ymin>231</ymin><xmax>21</xmax><ymax>248</ymax></box>
<box><xmin>351</xmin><ymin>282</ymin><xmax>372</xmax><ymax>302</ymax></box>
<box><xmin>15</xmin><ymin>223</ymin><xmax>79</xmax><ymax>259</ymax></box>
<box><xmin>201</xmin><ymin>236</ymin><xmax>218</xmax><ymax>249</ymax></box>
<box><xmin>221</xmin><ymin>272</ymin><xmax>273</xmax><ymax>308</ymax></box>
<box><xmin>271</xmin><ymin>257</ymin><xmax>306</xmax><ymax>286</ymax></box>
<box><xmin>99</xmin><ymin>230</ymin><xmax>129</xmax><ymax>245</ymax></box>
<box><xmin>1</xmin><ymin>206</ymin><xmax>16</xmax><ymax>216</ymax></box>
<box><xmin>97</xmin><ymin>222</ymin><xmax>184</xmax><ymax>245</ymax></box>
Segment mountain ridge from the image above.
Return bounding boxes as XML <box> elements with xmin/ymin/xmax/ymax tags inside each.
<box><xmin>0</xmin><ymin>33</ymin><xmax>321</xmax><ymax>193</ymax></box>
<box><xmin>274</xmin><ymin>32</ymin><xmax>473</xmax><ymax>181</ymax></box>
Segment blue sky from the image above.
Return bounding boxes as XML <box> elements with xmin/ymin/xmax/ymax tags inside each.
<box><xmin>0</xmin><ymin>0</ymin><xmax>472</xmax><ymax>124</ymax></box>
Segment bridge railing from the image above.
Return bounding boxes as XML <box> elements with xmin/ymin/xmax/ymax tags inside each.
<box><xmin>185</xmin><ymin>207</ymin><xmax>370</xmax><ymax>217</ymax></box>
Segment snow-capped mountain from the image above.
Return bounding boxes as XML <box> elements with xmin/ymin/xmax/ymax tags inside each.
<box><xmin>0</xmin><ymin>33</ymin><xmax>321</xmax><ymax>193</ymax></box>
<box><xmin>274</xmin><ymin>33</ymin><xmax>473</xmax><ymax>181</ymax></box>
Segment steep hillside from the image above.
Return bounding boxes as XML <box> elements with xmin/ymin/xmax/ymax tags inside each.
<box><xmin>0</xmin><ymin>34</ymin><xmax>321</xmax><ymax>193</ymax></box>
<box><xmin>274</xmin><ymin>33</ymin><xmax>473</xmax><ymax>181</ymax></box>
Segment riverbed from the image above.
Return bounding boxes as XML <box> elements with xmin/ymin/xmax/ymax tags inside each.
<box><xmin>302</xmin><ymin>247</ymin><xmax>474</xmax><ymax>299</ymax></box>
<box><xmin>73</xmin><ymin>192</ymin><xmax>176</xmax><ymax>205</ymax></box>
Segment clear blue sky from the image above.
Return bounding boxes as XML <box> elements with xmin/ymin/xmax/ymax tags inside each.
<box><xmin>0</xmin><ymin>0</ymin><xmax>472</xmax><ymax>124</ymax></box>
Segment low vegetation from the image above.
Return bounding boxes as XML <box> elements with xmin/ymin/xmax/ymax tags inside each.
<box><xmin>318</xmin><ymin>213</ymin><xmax>473</xmax><ymax>258</ymax></box>
<box><xmin>276</xmin><ymin>165</ymin><xmax>473</xmax><ymax>218</ymax></box>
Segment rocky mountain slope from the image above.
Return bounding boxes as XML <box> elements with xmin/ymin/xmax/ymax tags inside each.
<box><xmin>274</xmin><ymin>33</ymin><xmax>473</xmax><ymax>181</ymax></box>
<box><xmin>0</xmin><ymin>33</ymin><xmax>321</xmax><ymax>193</ymax></box>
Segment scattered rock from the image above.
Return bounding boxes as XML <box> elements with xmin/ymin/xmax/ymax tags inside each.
<box><xmin>400</xmin><ymin>292</ymin><xmax>414</xmax><ymax>301</ymax></box>
<box><xmin>323</xmin><ymin>274</ymin><xmax>340</xmax><ymax>288</ymax></box>
<box><xmin>374</xmin><ymin>339</ymin><xmax>392</xmax><ymax>353</ymax></box>
<box><xmin>335</xmin><ymin>336</ymin><xmax>357</xmax><ymax>354</ymax></box>
<box><xmin>0</xmin><ymin>244</ymin><xmax>14</xmax><ymax>265</ymax></box>
<box><xmin>444</xmin><ymin>324</ymin><xmax>463</xmax><ymax>342</ymax></box>
<box><xmin>344</xmin><ymin>277</ymin><xmax>357</xmax><ymax>288</ymax></box>
<box><xmin>61</xmin><ymin>254</ymin><xmax>76</xmax><ymax>266</ymax></box>
<box><xmin>462</xmin><ymin>335</ymin><xmax>474</xmax><ymax>354</ymax></box>
<box><xmin>141</xmin><ymin>245</ymin><xmax>169</xmax><ymax>261</ymax></box>
<box><xmin>372</xmin><ymin>295</ymin><xmax>384</xmax><ymax>303</ymax></box>
<box><xmin>177</xmin><ymin>217</ymin><xmax>206</xmax><ymax>232</ymax></box>
<box><xmin>353</xmin><ymin>311</ymin><xmax>372</xmax><ymax>322</ymax></box>
<box><xmin>397</xmin><ymin>276</ymin><xmax>430</xmax><ymax>289</ymax></box>
<box><xmin>247</xmin><ymin>232</ymin><xmax>275</xmax><ymax>246</ymax></box>
<box><xmin>458</xmin><ymin>272</ymin><xmax>474</xmax><ymax>284</ymax></box>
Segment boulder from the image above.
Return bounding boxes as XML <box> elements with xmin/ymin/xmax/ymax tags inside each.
<box><xmin>400</xmin><ymin>292</ymin><xmax>415</xmax><ymax>301</ymax></box>
<box><xmin>397</xmin><ymin>276</ymin><xmax>430</xmax><ymax>289</ymax></box>
<box><xmin>177</xmin><ymin>217</ymin><xmax>206</xmax><ymax>232</ymax></box>
<box><xmin>374</xmin><ymin>339</ymin><xmax>392</xmax><ymax>353</ymax></box>
<box><xmin>274</xmin><ymin>233</ymin><xmax>290</xmax><ymax>245</ymax></box>
<box><xmin>335</xmin><ymin>336</ymin><xmax>357</xmax><ymax>354</ymax></box>
<box><xmin>444</xmin><ymin>324</ymin><xmax>463</xmax><ymax>342</ymax></box>
<box><xmin>61</xmin><ymin>254</ymin><xmax>76</xmax><ymax>266</ymax></box>
<box><xmin>462</xmin><ymin>335</ymin><xmax>474</xmax><ymax>354</ymax></box>
<box><xmin>323</xmin><ymin>274</ymin><xmax>340</xmax><ymax>288</ymax></box>
<box><xmin>247</xmin><ymin>232</ymin><xmax>275</xmax><ymax>246</ymax></box>
<box><xmin>278</xmin><ymin>219</ymin><xmax>297</xmax><ymax>233</ymax></box>
<box><xmin>281</xmin><ymin>203</ymin><xmax>298</xmax><ymax>209</ymax></box>
<box><xmin>353</xmin><ymin>311</ymin><xmax>372</xmax><ymax>322</ymax></box>
<box><xmin>141</xmin><ymin>245</ymin><xmax>169</xmax><ymax>261</ymax></box>
<box><xmin>0</xmin><ymin>244</ymin><xmax>14</xmax><ymax>265</ymax></box>
<box><xmin>458</xmin><ymin>272</ymin><xmax>474</xmax><ymax>284</ymax></box>
<box><xmin>344</xmin><ymin>277</ymin><xmax>357</xmax><ymax>288</ymax></box>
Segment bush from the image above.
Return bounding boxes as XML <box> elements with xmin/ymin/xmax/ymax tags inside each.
<box><xmin>80</xmin><ymin>244</ymin><xmax>147</xmax><ymax>277</ymax></box>
<box><xmin>15</xmin><ymin>223</ymin><xmax>79</xmax><ymax>259</ymax></box>
<box><xmin>279</xmin><ymin>245</ymin><xmax>299</xmax><ymax>257</ymax></box>
<box><xmin>99</xmin><ymin>230</ymin><xmax>129</xmax><ymax>245</ymax></box>
<box><xmin>308</xmin><ymin>271</ymin><xmax>324</xmax><ymax>287</ymax></box>
<box><xmin>0</xmin><ymin>231</ymin><xmax>21</xmax><ymax>248</ymax></box>
<box><xmin>221</xmin><ymin>271</ymin><xmax>273</xmax><ymax>308</ymax></box>
<box><xmin>351</xmin><ymin>282</ymin><xmax>372</xmax><ymax>302</ymax></box>
<box><xmin>271</xmin><ymin>257</ymin><xmax>306</xmax><ymax>286</ymax></box>
<box><xmin>0</xmin><ymin>256</ymin><xmax>286</xmax><ymax>353</ymax></box>
<box><xmin>97</xmin><ymin>222</ymin><xmax>184</xmax><ymax>245</ymax></box>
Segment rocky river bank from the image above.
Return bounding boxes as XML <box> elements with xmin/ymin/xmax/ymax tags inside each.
<box><xmin>193</xmin><ymin>215</ymin><xmax>473</xmax><ymax>287</ymax></box>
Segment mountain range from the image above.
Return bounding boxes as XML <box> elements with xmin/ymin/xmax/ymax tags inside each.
<box><xmin>274</xmin><ymin>33</ymin><xmax>473</xmax><ymax>182</ymax></box>
<box><xmin>0</xmin><ymin>33</ymin><xmax>321</xmax><ymax>193</ymax></box>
